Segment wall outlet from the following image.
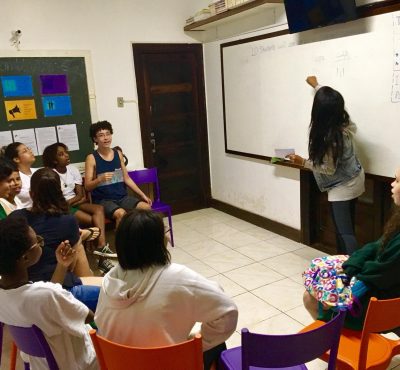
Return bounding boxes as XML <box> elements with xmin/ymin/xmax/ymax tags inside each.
<box><xmin>117</xmin><ymin>97</ymin><xmax>124</xmax><ymax>107</ymax></box>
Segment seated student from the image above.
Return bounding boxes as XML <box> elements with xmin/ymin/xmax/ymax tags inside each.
<box><xmin>42</xmin><ymin>142</ymin><xmax>115</xmax><ymax>259</ymax></box>
<box><xmin>84</xmin><ymin>121</ymin><xmax>151</xmax><ymax>228</ymax></box>
<box><xmin>95</xmin><ymin>209</ymin><xmax>238</xmax><ymax>370</ymax></box>
<box><xmin>3</xmin><ymin>142</ymin><xmax>38</xmax><ymax>209</ymax></box>
<box><xmin>0</xmin><ymin>216</ymin><xmax>98</xmax><ymax>370</ymax></box>
<box><xmin>303</xmin><ymin>167</ymin><xmax>400</xmax><ymax>330</ymax></box>
<box><xmin>11</xmin><ymin>168</ymin><xmax>101</xmax><ymax>310</ymax></box>
<box><xmin>0</xmin><ymin>162</ymin><xmax>22</xmax><ymax>215</ymax></box>
<box><xmin>0</xmin><ymin>160</ymin><xmax>18</xmax><ymax>219</ymax></box>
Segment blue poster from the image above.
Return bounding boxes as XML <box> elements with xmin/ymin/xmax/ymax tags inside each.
<box><xmin>1</xmin><ymin>75</ymin><xmax>33</xmax><ymax>97</ymax></box>
<box><xmin>42</xmin><ymin>96</ymin><xmax>72</xmax><ymax>117</ymax></box>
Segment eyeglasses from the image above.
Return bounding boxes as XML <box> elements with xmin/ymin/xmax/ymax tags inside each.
<box><xmin>29</xmin><ymin>235</ymin><xmax>44</xmax><ymax>250</ymax></box>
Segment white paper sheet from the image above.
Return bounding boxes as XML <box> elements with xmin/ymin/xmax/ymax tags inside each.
<box><xmin>57</xmin><ymin>124</ymin><xmax>80</xmax><ymax>151</ymax></box>
<box><xmin>274</xmin><ymin>148</ymin><xmax>295</xmax><ymax>159</ymax></box>
<box><xmin>12</xmin><ymin>129</ymin><xmax>38</xmax><ymax>156</ymax></box>
<box><xmin>0</xmin><ymin>131</ymin><xmax>13</xmax><ymax>148</ymax></box>
<box><xmin>35</xmin><ymin>127</ymin><xmax>58</xmax><ymax>155</ymax></box>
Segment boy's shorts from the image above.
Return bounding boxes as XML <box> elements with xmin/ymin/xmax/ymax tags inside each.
<box><xmin>96</xmin><ymin>195</ymin><xmax>141</xmax><ymax>219</ymax></box>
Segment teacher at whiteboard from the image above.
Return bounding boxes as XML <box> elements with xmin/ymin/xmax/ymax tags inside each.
<box><xmin>288</xmin><ymin>76</ymin><xmax>365</xmax><ymax>255</ymax></box>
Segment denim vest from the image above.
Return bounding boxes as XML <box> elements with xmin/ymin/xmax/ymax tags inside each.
<box><xmin>312</xmin><ymin>134</ymin><xmax>362</xmax><ymax>192</ymax></box>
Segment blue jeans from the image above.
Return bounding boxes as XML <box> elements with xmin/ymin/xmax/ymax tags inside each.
<box><xmin>330</xmin><ymin>199</ymin><xmax>358</xmax><ymax>255</ymax></box>
<box><xmin>69</xmin><ymin>285</ymin><xmax>100</xmax><ymax>312</ymax></box>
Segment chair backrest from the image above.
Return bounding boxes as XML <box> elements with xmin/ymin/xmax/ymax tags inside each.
<box><xmin>241</xmin><ymin>309</ymin><xmax>346</xmax><ymax>370</ymax></box>
<box><xmin>128</xmin><ymin>168</ymin><xmax>161</xmax><ymax>202</ymax></box>
<box><xmin>7</xmin><ymin>324</ymin><xmax>59</xmax><ymax>370</ymax></box>
<box><xmin>0</xmin><ymin>322</ymin><xmax>3</xmax><ymax>366</ymax></box>
<box><xmin>89</xmin><ymin>330</ymin><xmax>203</xmax><ymax>370</ymax></box>
<box><xmin>358</xmin><ymin>297</ymin><xmax>400</xmax><ymax>369</ymax></box>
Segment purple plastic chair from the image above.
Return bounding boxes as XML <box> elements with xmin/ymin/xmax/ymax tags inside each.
<box><xmin>220</xmin><ymin>310</ymin><xmax>346</xmax><ymax>370</ymax></box>
<box><xmin>128</xmin><ymin>168</ymin><xmax>174</xmax><ymax>246</ymax></box>
<box><xmin>7</xmin><ymin>324</ymin><xmax>59</xmax><ymax>370</ymax></box>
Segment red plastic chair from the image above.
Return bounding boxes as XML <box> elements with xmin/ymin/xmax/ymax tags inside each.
<box><xmin>128</xmin><ymin>168</ymin><xmax>174</xmax><ymax>246</ymax></box>
<box><xmin>220</xmin><ymin>309</ymin><xmax>346</xmax><ymax>370</ymax></box>
<box><xmin>301</xmin><ymin>297</ymin><xmax>400</xmax><ymax>370</ymax></box>
<box><xmin>89</xmin><ymin>330</ymin><xmax>202</xmax><ymax>370</ymax></box>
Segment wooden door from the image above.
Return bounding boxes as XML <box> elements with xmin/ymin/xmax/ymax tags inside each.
<box><xmin>133</xmin><ymin>44</ymin><xmax>211</xmax><ymax>214</ymax></box>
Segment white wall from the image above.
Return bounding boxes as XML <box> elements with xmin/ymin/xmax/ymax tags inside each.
<box><xmin>203</xmin><ymin>6</ymin><xmax>301</xmax><ymax>229</ymax></box>
<box><xmin>0</xmin><ymin>0</ymin><xmax>202</xmax><ymax>169</ymax></box>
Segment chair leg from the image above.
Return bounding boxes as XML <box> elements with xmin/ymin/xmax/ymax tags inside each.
<box><xmin>9</xmin><ymin>342</ymin><xmax>17</xmax><ymax>370</ymax></box>
<box><xmin>167</xmin><ymin>212</ymin><xmax>174</xmax><ymax>247</ymax></box>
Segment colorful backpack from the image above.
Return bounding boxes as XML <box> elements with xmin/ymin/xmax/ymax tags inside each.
<box><xmin>303</xmin><ymin>255</ymin><xmax>357</xmax><ymax>310</ymax></box>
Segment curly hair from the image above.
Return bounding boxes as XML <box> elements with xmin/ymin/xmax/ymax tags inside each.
<box><xmin>89</xmin><ymin>121</ymin><xmax>113</xmax><ymax>143</ymax></box>
<box><xmin>381</xmin><ymin>206</ymin><xmax>400</xmax><ymax>251</ymax></box>
<box><xmin>0</xmin><ymin>217</ymin><xmax>31</xmax><ymax>275</ymax></box>
<box><xmin>42</xmin><ymin>142</ymin><xmax>68</xmax><ymax>168</ymax></box>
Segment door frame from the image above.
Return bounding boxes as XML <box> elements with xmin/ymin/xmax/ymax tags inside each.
<box><xmin>132</xmin><ymin>43</ymin><xmax>211</xmax><ymax>211</ymax></box>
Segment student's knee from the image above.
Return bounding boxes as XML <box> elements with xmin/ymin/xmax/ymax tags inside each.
<box><xmin>136</xmin><ymin>201</ymin><xmax>151</xmax><ymax>210</ymax></box>
<box><xmin>113</xmin><ymin>208</ymin><xmax>126</xmax><ymax>220</ymax></box>
<box><xmin>303</xmin><ymin>291</ymin><xmax>319</xmax><ymax>319</ymax></box>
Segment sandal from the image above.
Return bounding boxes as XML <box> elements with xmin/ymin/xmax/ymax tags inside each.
<box><xmin>80</xmin><ymin>227</ymin><xmax>101</xmax><ymax>242</ymax></box>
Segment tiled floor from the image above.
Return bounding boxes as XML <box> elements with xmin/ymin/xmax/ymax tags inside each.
<box><xmin>2</xmin><ymin>207</ymin><xmax>400</xmax><ymax>369</ymax></box>
<box><xmin>169</xmin><ymin>208</ymin><xmax>400</xmax><ymax>370</ymax></box>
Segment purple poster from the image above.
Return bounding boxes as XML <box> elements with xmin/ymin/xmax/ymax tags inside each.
<box><xmin>40</xmin><ymin>74</ymin><xmax>68</xmax><ymax>94</ymax></box>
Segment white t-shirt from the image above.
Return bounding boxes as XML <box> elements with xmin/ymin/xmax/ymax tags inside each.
<box><xmin>0</xmin><ymin>282</ymin><xmax>98</xmax><ymax>370</ymax></box>
<box><xmin>95</xmin><ymin>263</ymin><xmax>238</xmax><ymax>351</ymax></box>
<box><xmin>16</xmin><ymin>168</ymin><xmax>38</xmax><ymax>209</ymax></box>
<box><xmin>54</xmin><ymin>165</ymin><xmax>83</xmax><ymax>201</ymax></box>
<box><xmin>0</xmin><ymin>197</ymin><xmax>22</xmax><ymax>215</ymax></box>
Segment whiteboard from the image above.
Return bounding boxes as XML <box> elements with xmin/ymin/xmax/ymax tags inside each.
<box><xmin>221</xmin><ymin>11</ymin><xmax>400</xmax><ymax>177</ymax></box>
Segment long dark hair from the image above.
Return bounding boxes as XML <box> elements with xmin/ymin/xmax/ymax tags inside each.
<box><xmin>308</xmin><ymin>87</ymin><xmax>350</xmax><ymax>166</ymax></box>
<box><xmin>30</xmin><ymin>168</ymin><xmax>68</xmax><ymax>216</ymax></box>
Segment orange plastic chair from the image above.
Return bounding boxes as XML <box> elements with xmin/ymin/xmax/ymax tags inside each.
<box><xmin>301</xmin><ymin>297</ymin><xmax>400</xmax><ymax>370</ymax></box>
<box><xmin>89</xmin><ymin>330</ymin><xmax>203</xmax><ymax>370</ymax></box>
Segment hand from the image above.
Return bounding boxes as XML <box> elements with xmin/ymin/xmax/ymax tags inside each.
<box><xmin>286</xmin><ymin>154</ymin><xmax>305</xmax><ymax>166</ymax></box>
<box><xmin>306</xmin><ymin>76</ymin><xmax>318</xmax><ymax>88</ymax></box>
<box><xmin>143</xmin><ymin>195</ymin><xmax>152</xmax><ymax>206</ymax></box>
<box><xmin>55</xmin><ymin>240</ymin><xmax>76</xmax><ymax>268</ymax></box>
<box><xmin>99</xmin><ymin>172</ymin><xmax>114</xmax><ymax>183</ymax></box>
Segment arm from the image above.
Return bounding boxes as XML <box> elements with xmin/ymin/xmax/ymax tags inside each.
<box><xmin>50</xmin><ymin>241</ymin><xmax>76</xmax><ymax>284</ymax></box>
<box><xmin>287</xmin><ymin>152</ymin><xmax>336</xmax><ymax>175</ymax></box>
<box><xmin>193</xmin><ymin>279</ymin><xmax>238</xmax><ymax>351</ymax></box>
<box><xmin>68</xmin><ymin>184</ymin><xmax>87</xmax><ymax>206</ymax></box>
<box><xmin>342</xmin><ymin>241</ymin><xmax>379</xmax><ymax>278</ymax></box>
<box><xmin>119</xmin><ymin>151</ymin><xmax>152</xmax><ymax>205</ymax></box>
<box><xmin>84</xmin><ymin>154</ymin><xmax>113</xmax><ymax>192</ymax></box>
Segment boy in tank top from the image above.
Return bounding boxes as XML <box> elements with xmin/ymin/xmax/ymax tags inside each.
<box><xmin>85</xmin><ymin>121</ymin><xmax>151</xmax><ymax>231</ymax></box>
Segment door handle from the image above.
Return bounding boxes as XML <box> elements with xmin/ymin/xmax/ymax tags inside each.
<box><xmin>150</xmin><ymin>138</ymin><xmax>156</xmax><ymax>153</ymax></box>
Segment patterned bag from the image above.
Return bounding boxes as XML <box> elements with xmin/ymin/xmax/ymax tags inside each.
<box><xmin>303</xmin><ymin>255</ymin><xmax>357</xmax><ymax>310</ymax></box>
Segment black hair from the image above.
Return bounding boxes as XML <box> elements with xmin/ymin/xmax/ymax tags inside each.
<box><xmin>308</xmin><ymin>86</ymin><xmax>350</xmax><ymax>166</ymax></box>
<box><xmin>0</xmin><ymin>217</ymin><xmax>31</xmax><ymax>275</ymax></box>
<box><xmin>30</xmin><ymin>168</ymin><xmax>69</xmax><ymax>216</ymax></box>
<box><xmin>116</xmin><ymin>209</ymin><xmax>171</xmax><ymax>270</ymax></box>
<box><xmin>0</xmin><ymin>159</ymin><xmax>16</xmax><ymax>181</ymax></box>
<box><xmin>89</xmin><ymin>121</ymin><xmax>113</xmax><ymax>143</ymax></box>
<box><xmin>42</xmin><ymin>142</ymin><xmax>68</xmax><ymax>168</ymax></box>
<box><xmin>2</xmin><ymin>142</ymin><xmax>23</xmax><ymax>163</ymax></box>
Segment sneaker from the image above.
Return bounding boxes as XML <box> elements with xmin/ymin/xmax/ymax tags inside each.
<box><xmin>98</xmin><ymin>258</ymin><xmax>115</xmax><ymax>275</ymax></box>
<box><xmin>93</xmin><ymin>243</ymin><xmax>117</xmax><ymax>258</ymax></box>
